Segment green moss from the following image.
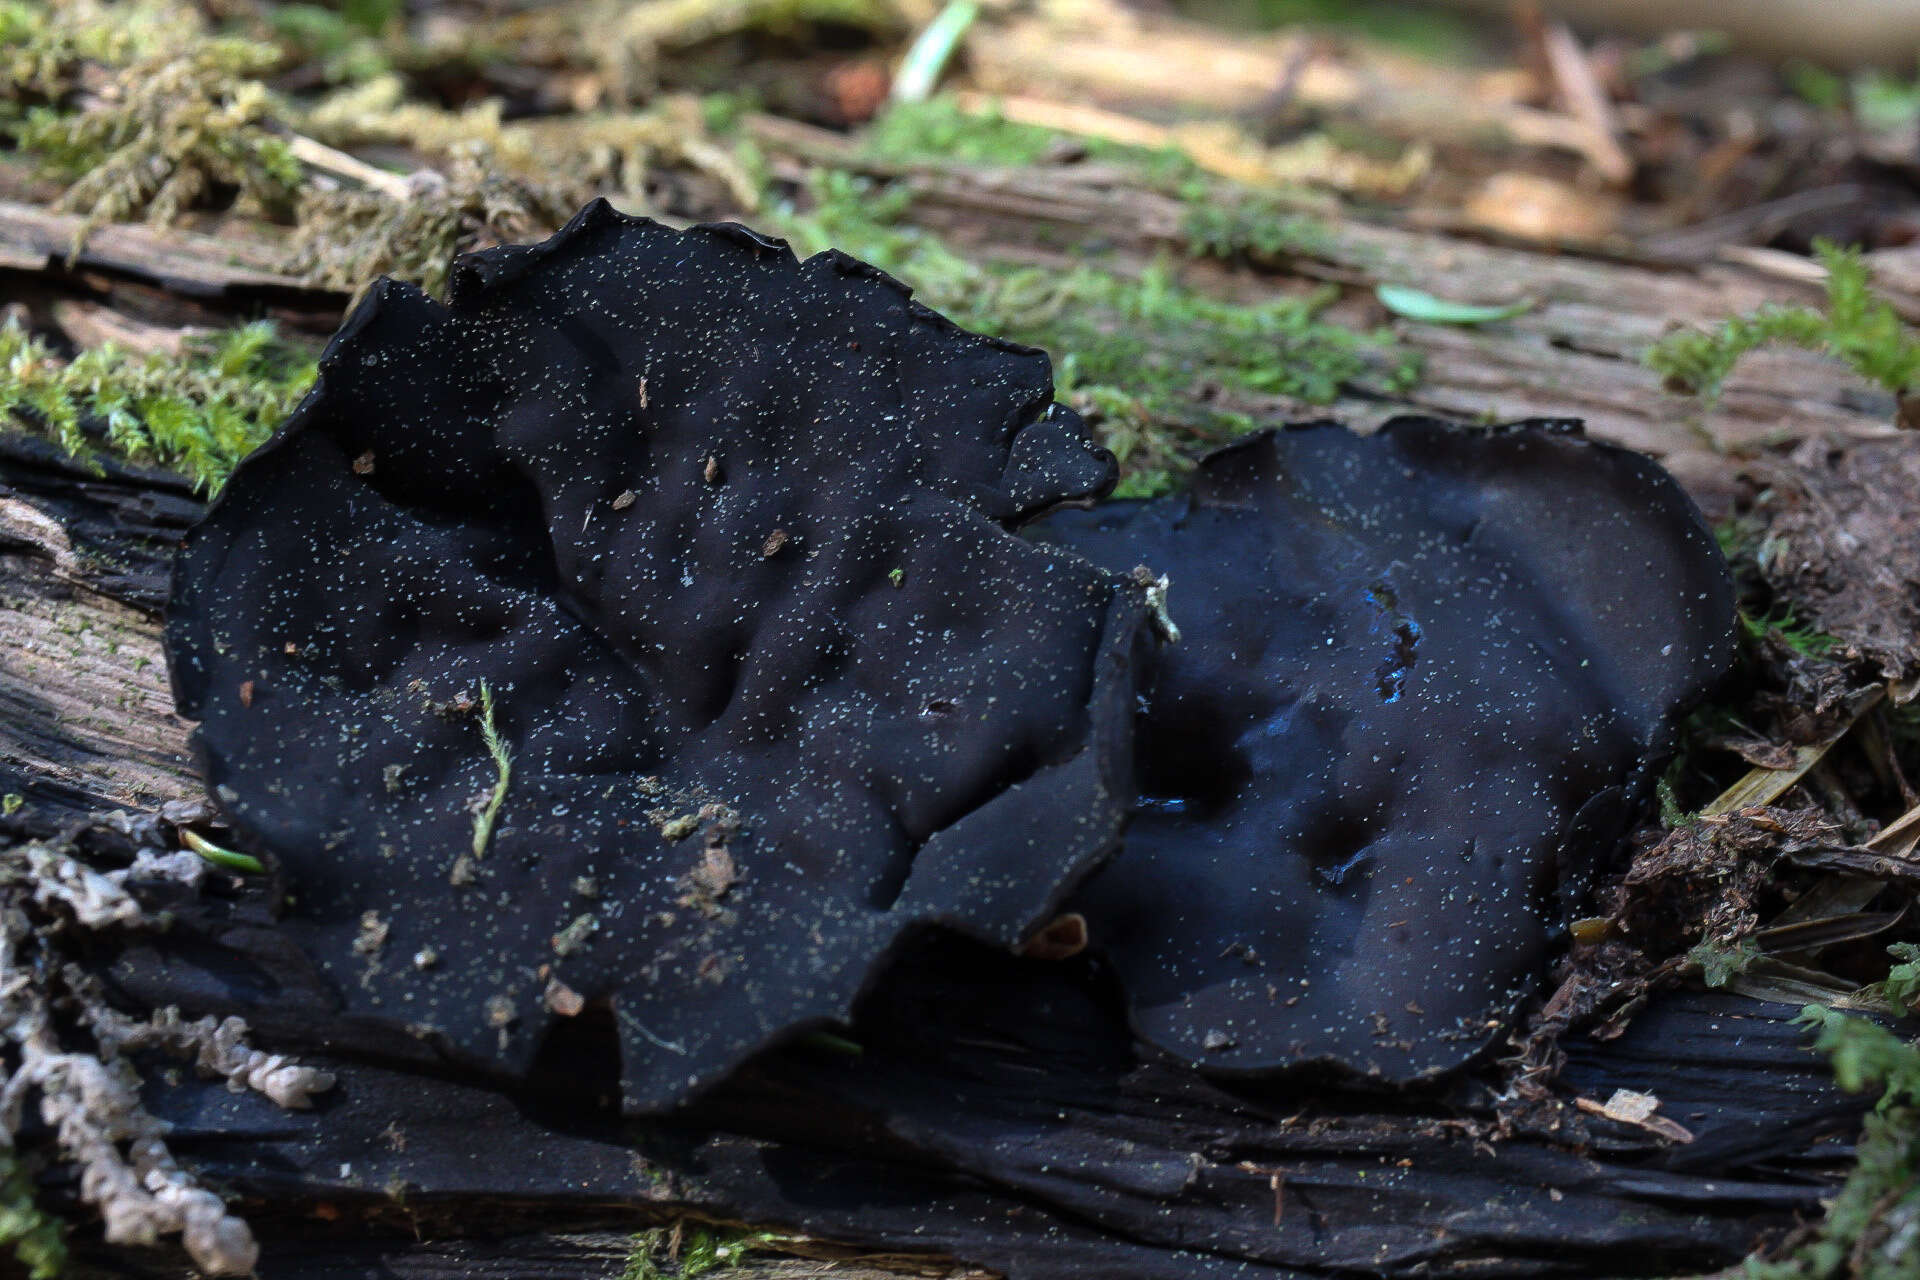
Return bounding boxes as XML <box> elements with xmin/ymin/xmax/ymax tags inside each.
<box><xmin>1648</xmin><ymin>239</ymin><xmax>1920</xmax><ymax>401</ymax></box>
<box><xmin>287</xmin><ymin>142</ymin><xmax>580</xmax><ymax>298</ymax></box>
<box><xmin>0</xmin><ymin>1148</ymin><xmax>66</xmax><ymax>1280</ymax></box>
<box><xmin>1788</xmin><ymin>58</ymin><xmax>1920</xmax><ymax>135</ymax></box>
<box><xmin>1177</xmin><ymin>0</ymin><xmax>1485</xmax><ymax>63</ymax></box>
<box><xmin>780</xmin><ymin>171</ymin><xmax>1417</xmax><ymax>494</ymax></box>
<box><xmin>1182</xmin><ymin>194</ymin><xmax>1334</xmax><ymax>264</ymax></box>
<box><xmin>1687</xmin><ymin>935</ymin><xmax>1762</xmax><ymax>988</ymax></box>
<box><xmin>0</xmin><ymin>319</ymin><xmax>315</xmax><ymax>491</ymax></box>
<box><xmin>1739</xmin><ymin>604</ymin><xmax>1840</xmax><ymax>659</ymax></box>
<box><xmin>1860</xmin><ymin>945</ymin><xmax>1920</xmax><ymax>1018</ymax></box>
<box><xmin>863</xmin><ymin>95</ymin><xmax>1198</xmax><ymax>187</ymax></box>
<box><xmin>620</xmin><ymin>1223</ymin><xmax>788</xmax><ymax>1280</ymax></box>
<box><xmin>259</xmin><ymin>2</ymin><xmax>397</xmax><ymax>84</ymax></box>
<box><xmin>1745</xmin><ymin>976</ymin><xmax>1920</xmax><ymax>1279</ymax></box>
<box><xmin>8</xmin><ymin>9</ymin><xmax>302</xmax><ymax>234</ymax></box>
<box><xmin>0</xmin><ymin>0</ymin><xmax>191</xmax><ymax>102</ymax></box>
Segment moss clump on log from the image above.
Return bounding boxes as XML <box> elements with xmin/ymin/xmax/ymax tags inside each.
<box><xmin>0</xmin><ymin>320</ymin><xmax>315</xmax><ymax>492</ymax></box>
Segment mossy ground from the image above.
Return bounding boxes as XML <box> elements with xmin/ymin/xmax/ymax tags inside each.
<box><xmin>0</xmin><ymin>320</ymin><xmax>315</xmax><ymax>491</ymax></box>
<box><xmin>1</xmin><ymin>0</ymin><xmax>1417</xmax><ymax>496</ymax></box>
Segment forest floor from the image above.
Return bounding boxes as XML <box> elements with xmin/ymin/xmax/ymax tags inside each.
<box><xmin>2</xmin><ymin>2</ymin><xmax>1920</xmax><ymax>1278</ymax></box>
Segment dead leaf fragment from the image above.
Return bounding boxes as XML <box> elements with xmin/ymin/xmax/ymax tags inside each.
<box><xmin>1020</xmin><ymin>912</ymin><xmax>1089</xmax><ymax>960</ymax></box>
<box><xmin>1463</xmin><ymin>171</ymin><xmax>1621</xmax><ymax>244</ymax></box>
<box><xmin>544</xmin><ymin>977</ymin><xmax>585</xmax><ymax>1017</ymax></box>
<box><xmin>1575</xmin><ymin>1088</ymin><xmax>1694</xmax><ymax>1143</ymax></box>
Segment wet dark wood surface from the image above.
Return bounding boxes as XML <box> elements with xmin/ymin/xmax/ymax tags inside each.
<box><xmin>1</xmin><ymin>431</ymin><xmax>1864</xmax><ymax>1279</ymax></box>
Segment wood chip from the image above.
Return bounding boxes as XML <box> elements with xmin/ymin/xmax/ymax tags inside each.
<box><xmin>1575</xmin><ymin>1089</ymin><xmax>1693</xmax><ymax>1143</ymax></box>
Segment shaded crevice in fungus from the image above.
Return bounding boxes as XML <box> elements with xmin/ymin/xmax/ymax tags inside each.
<box><xmin>167</xmin><ymin>200</ymin><xmax>1149</xmax><ymax>1113</ymax></box>
<box><xmin>1033</xmin><ymin>418</ymin><xmax>1735</xmax><ymax>1081</ymax></box>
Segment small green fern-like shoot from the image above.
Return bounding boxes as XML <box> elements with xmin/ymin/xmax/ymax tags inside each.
<box><xmin>1649</xmin><ymin>239</ymin><xmax>1920</xmax><ymax>402</ymax></box>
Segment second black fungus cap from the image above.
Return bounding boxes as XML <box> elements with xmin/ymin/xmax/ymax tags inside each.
<box><xmin>167</xmin><ymin>200</ymin><xmax>1148</xmax><ymax>1112</ymax></box>
<box><xmin>1034</xmin><ymin>418</ymin><xmax>1735</xmax><ymax>1081</ymax></box>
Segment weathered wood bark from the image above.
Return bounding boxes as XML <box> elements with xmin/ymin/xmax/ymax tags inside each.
<box><xmin>0</xmin><ymin>382</ymin><xmax>1873</xmax><ymax>1280</ymax></box>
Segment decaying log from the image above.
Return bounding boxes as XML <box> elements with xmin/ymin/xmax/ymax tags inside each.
<box><xmin>743</xmin><ymin>117</ymin><xmax>1901</xmax><ymax>514</ymax></box>
<box><xmin>0</xmin><ymin>437</ymin><xmax>198</xmax><ymax>826</ymax></box>
<box><xmin>0</xmin><ymin>397</ymin><xmax>1874</xmax><ymax>1280</ymax></box>
<box><xmin>0</xmin><ymin>196</ymin><xmax>347</xmax><ymax>335</ymax></box>
<box><xmin>2</xmin><ymin>166</ymin><xmax>1902</xmax><ymax>1275</ymax></box>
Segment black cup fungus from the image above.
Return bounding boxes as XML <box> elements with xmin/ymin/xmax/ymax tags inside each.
<box><xmin>167</xmin><ymin>199</ymin><xmax>1735</xmax><ymax>1107</ymax></box>
<box><xmin>1033</xmin><ymin>419</ymin><xmax>1735</xmax><ymax>1081</ymax></box>
<box><xmin>167</xmin><ymin>201</ymin><xmax>1149</xmax><ymax>1112</ymax></box>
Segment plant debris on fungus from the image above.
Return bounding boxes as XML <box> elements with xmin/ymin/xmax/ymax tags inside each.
<box><xmin>1034</xmin><ymin>419</ymin><xmax>1736</xmax><ymax>1080</ymax></box>
<box><xmin>167</xmin><ymin>200</ymin><xmax>1148</xmax><ymax>1112</ymax></box>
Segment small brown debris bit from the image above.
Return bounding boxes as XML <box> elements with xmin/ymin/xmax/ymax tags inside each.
<box><xmin>653</xmin><ymin>811</ymin><xmax>700</xmax><ymax>842</ymax></box>
<box><xmin>352</xmin><ymin>910</ymin><xmax>389</xmax><ymax>958</ymax></box>
<box><xmin>238</xmin><ymin>680</ymin><xmax>254</xmax><ymax>708</ymax></box>
<box><xmin>637</xmin><ymin>376</ymin><xmax>649</xmax><ymax>409</ymax></box>
<box><xmin>611</xmin><ymin>489</ymin><xmax>637</xmax><ymax>511</ymax></box>
<box><xmin>703</xmin><ymin>454</ymin><xmax>723</xmax><ymax>484</ymax></box>
<box><xmin>695</xmin><ymin>952</ymin><xmax>733</xmax><ymax>985</ymax></box>
<box><xmin>283</xmin><ymin>641</ymin><xmax>300</xmax><ymax>656</ymax></box>
<box><xmin>685</xmin><ymin>846</ymin><xmax>738</xmax><ymax>900</ymax></box>
<box><xmin>1020</xmin><ymin>912</ymin><xmax>1089</xmax><ymax>960</ymax></box>
<box><xmin>1202</xmin><ymin>1028</ymin><xmax>1236</xmax><ymax>1053</ymax></box>
<box><xmin>572</xmin><ymin>875</ymin><xmax>600</xmax><ymax>899</ymax></box>
<box><xmin>1569</xmin><ymin>916</ymin><xmax>1611</xmax><ymax>944</ymax></box>
<box><xmin>761</xmin><ymin>527</ymin><xmax>790</xmax><ymax>558</ymax></box>
<box><xmin>1575</xmin><ymin>1089</ymin><xmax>1694</xmax><ymax>1144</ymax></box>
<box><xmin>351</xmin><ymin>450</ymin><xmax>375</xmax><ymax>475</ymax></box>
<box><xmin>698</xmin><ymin>802</ymin><xmax>740</xmax><ymax>844</ymax></box>
<box><xmin>435</xmin><ymin>690</ymin><xmax>478</xmax><ymax>717</ymax></box>
<box><xmin>552</xmin><ymin>913</ymin><xmax>600</xmax><ymax>956</ymax></box>
<box><xmin>544</xmin><ymin>977</ymin><xmax>585</xmax><ymax>1017</ymax></box>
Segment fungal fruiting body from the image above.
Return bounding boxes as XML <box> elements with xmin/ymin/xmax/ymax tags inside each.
<box><xmin>167</xmin><ymin>201</ymin><xmax>1147</xmax><ymax>1112</ymax></box>
<box><xmin>1033</xmin><ymin>420</ymin><xmax>1734</xmax><ymax>1079</ymax></box>
<box><xmin>167</xmin><ymin>203</ymin><xmax>1735</xmax><ymax>1109</ymax></box>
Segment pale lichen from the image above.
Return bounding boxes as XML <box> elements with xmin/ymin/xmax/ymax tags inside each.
<box><xmin>0</xmin><ymin>825</ymin><xmax>334</xmax><ymax>1276</ymax></box>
